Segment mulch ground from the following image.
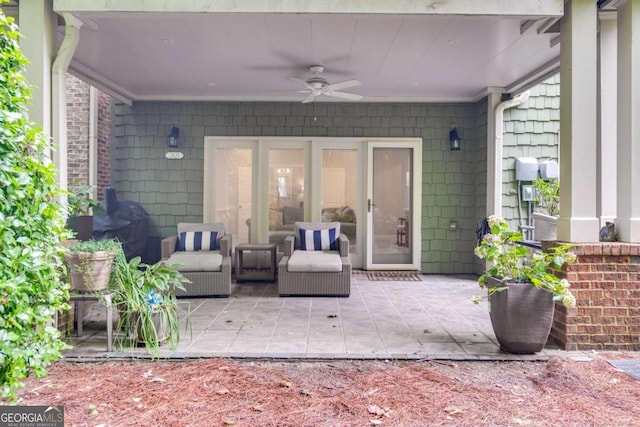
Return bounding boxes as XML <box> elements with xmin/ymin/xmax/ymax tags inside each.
<box><xmin>16</xmin><ymin>353</ymin><xmax>640</xmax><ymax>426</ymax></box>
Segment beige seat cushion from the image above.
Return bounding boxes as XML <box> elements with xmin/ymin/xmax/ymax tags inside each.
<box><xmin>166</xmin><ymin>251</ymin><xmax>223</xmax><ymax>272</ymax></box>
<box><xmin>287</xmin><ymin>250</ymin><xmax>343</xmax><ymax>273</ymax></box>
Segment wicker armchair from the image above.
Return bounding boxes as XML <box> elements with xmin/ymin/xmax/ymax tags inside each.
<box><xmin>161</xmin><ymin>223</ymin><xmax>232</xmax><ymax>297</ymax></box>
<box><xmin>278</xmin><ymin>222</ymin><xmax>351</xmax><ymax>296</ymax></box>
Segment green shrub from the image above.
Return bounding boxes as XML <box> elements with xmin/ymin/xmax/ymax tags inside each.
<box><xmin>0</xmin><ymin>8</ymin><xmax>70</xmax><ymax>402</ymax></box>
<box><xmin>534</xmin><ymin>178</ymin><xmax>560</xmax><ymax>217</ymax></box>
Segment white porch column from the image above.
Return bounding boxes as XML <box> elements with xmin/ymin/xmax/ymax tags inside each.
<box><xmin>485</xmin><ymin>92</ymin><xmax>502</xmax><ymax>216</ymax></box>
<box><xmin>557</xmin><ymin>0</ymin><xmax>600</xmax><ymax>242</ymax></box>
<box><xmin>616</xmin><ymin>0</ymin><xmax>640</xmax><ymax>242</ymax></box>
<box><xmin>18</xmin><ymin>0</ymin><xmax>56</xmax><ymax>137</ymax></box>
<box><xmin>597</xmin><ymin>16</ymin><xmax>617</xmax><ymax>226</ymax></box>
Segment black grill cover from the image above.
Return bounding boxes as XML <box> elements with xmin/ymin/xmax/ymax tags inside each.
<box><xmin>93</xmin><ymin>188</ymin><xmax>149</xmax><ymax>260</ymax></box>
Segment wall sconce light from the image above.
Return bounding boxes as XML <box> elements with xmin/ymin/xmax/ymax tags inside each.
<box><xmin>449</xmin><ymin>127</ymin><xmax>460</xmax><ymax>151</ymax></box>
<box><xmin>167</xmin><ymin>126</ymin><xmax>180</xmax><ymax>148</ymax></box>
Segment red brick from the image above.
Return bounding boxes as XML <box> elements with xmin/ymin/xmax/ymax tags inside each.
<box><xmin>579</xmin><ymin>272</ymin><xmax>605</xmax><ymax>281</ymax></box>
<box><xmin>592</xmin><ymin>316</ymin><xmax>616</xmax><ymax>324</ymax></box>
<box><xmin>570</xmin><ymin>264</ymin><xmax>592</xmax><ymax>272</ymax></box>
<box><xmin>576</xmin><ymin>324</ymin><xmax>602</xmax><ymax>334</ymax></box>
<box><xmin>571</xmin><ymin>334</ymin><xmax>593</xmax><ymax>343</ymax></box>
<box><xmin>565</xmin><ymin>272</ymin><xmax>580</xmax><ymax>282</ymax></box>
<box><xmin>578</xmin><ymin>255</ymin><xmax>603</xmax><ymax>263</ymax></box>
<box><xmin>597</xmin><ymin>264</ymin><xmax>617</xmax><ymax>272</ymax></box>
<box><xmin>591</xmin><ymin>335</ymin><xmax>613</xmax><ymax>343</ymax></box>
<box><xmin>617</xmin><ymin>299</ymin><xmax>640</xmax><ymax>307</ymax></box>
<box><xmin>589</xmin><ymin>298</ymin><xmax>616</xmax><ymax>306</ymax></box>
<box><xmin>563</xmin><ymin>324</ymin><xmax>578</xmax><ymax>334</ymax></box>
<box><xmin>615</xmin><ymin>281</ymin><xmax>640</xmax><ymax>288</ymax></box>
<box><xmin>604</xmin><ymin>307</ymin><xmax>629</xmax><ymax>316</ymax></box>
<box><xmin>613</xmin><ymin>334</ymin><xmax>638</xmax><ymax>343</ymax></box>
<box><xmin>591</xmin><ymin>281</ymin><xmax>616</xmax><ymax>290</ymax></box>
<box><xmin>603</xmin><ymin>272</ymin><xmax>629</xmax><ymax>281</ymax></box>
<box><xmin>617</xmin><ymin>264</ymin><xmax>640</xmax><ymax>273</ymax></box>
<box><xmin>627</xmin><ymin>289</ymin><xmax>640</xmax><ymax>298</ymax></box>
<box><xmin>607</xmin><ymin>290</ymin><xmax>630</xmax><ymax>299</ymax></box>
<box><xmin>577</xmin><ymin>289</ymin><xmax>603</xmax><ymax>299</ymax></box>
<box><xmin>563</xmin><ymin>315</ymin><xmax>589</xmax><ymax>324</ymax></box>
<box><xmin>607</xmin><ymin>256</ymin><xmax>629</xmax><ymax>264</ymax></box>
<box><xmin>570</xmin><ymin>281</ymin><xmax>593</xmax><ymax>290</ymax></box>
<box><xmin>618</xmin><ymin>316</ymin><xmax>639</xmax><ymax>325</ymax></box>
<box><xmin>603</xmin><ymin>344</ymin><xmax>639</xmax><ymax>351</ymax></box>
<box><xmin>603</xmin><ymin>325</ymin><xmax>628</xmax><ymax>334</ymax></box>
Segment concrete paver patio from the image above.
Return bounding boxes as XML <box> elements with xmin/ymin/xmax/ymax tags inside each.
<box><xmin>65</xmin><ymin>273</ymin><xmax>587</xmax><ymax>361</ymax></box>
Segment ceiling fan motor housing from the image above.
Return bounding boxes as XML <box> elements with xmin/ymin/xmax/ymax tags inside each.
<box><xmin>306</xmin><ymin>77</ymin><xmax>329</xmax><ymax>89</ymax></box>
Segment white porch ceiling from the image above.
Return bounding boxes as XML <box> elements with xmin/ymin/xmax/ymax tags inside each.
<box><xmin>62</xmin><ymin>11</ymin><xmax>562</xmax><ymax>104</ymax></box>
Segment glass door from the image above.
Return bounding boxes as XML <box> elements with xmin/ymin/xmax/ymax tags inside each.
<box><xmin>214</xmin><ymin>147</ymin><xmax>252</xmax><ymax>250</ymax></box>
<box><xmin>320</xmin><ymin>149</ymin><xmax>359</xmax><ymax>255</ymax></box>
<box><xmin>366</xmin><ymin>142</ymin><xmax>421</xmax><ymax>270</ymax></box>
<box><xmin>268</xmin><ymin>148</ymin><xmax>305</xmax><ymax>252</ymax></box>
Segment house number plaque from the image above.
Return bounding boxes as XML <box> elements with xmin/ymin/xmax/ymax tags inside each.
<box><xmin>165</xmin><ymin>152</ymin><xmax>184</xmax><ymax>159</ymax></box>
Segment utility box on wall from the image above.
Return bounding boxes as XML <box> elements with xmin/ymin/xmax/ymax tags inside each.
<box><xmin>539</xmin><ymin>160</ymin><xmax>559</xmax><ymax>180</ymax></box>
<box><xmin>515</xmin><ymin>157</ymin><xmax>538</xmax><ymax>181</ymax></box>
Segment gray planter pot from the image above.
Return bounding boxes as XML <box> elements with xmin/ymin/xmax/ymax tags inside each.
<box><xmin>64</xmin><ymin>250</ymin><xmax>115</xmax><ymax>292</ymax></box>
<box><xmin>532</xmin><ymin>212</ymin><xmax>557</xmax><ymax>241</ymax></box>
<box><xmin>488</xmin><ymin>277</ymin><xmax>555</xmax><ymax>354</ymax></box>
<box><xmin>133</xmin><ymin>309</ymin><xmax>169</xmax><ymax>345</ymax></box>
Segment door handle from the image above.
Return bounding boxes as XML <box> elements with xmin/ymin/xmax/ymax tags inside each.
<box><xmin>368</xmin><ymin>199</ymin><xmax>375</xmax><ymax>213</ymax></box>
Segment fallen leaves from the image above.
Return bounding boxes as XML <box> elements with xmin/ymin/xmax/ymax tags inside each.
<box><xmin>216</xmin><ymin>387</ymin><xmax>231</xmax><ymax>395</ymax></box>
<box><xmin>17</xmin><ymin>356</ymin><xmax>640</xmax><ymax>426</ymax></box>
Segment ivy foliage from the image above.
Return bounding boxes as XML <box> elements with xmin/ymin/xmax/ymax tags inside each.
<box><xmin>0</xmin><ymin>8</ymin><xmax>70</xmax><ymax>402</ymax></box>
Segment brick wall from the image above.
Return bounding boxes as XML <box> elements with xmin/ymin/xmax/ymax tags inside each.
<box><xmin>67</xmin><ymin>74</ymin><xmax>90</xmax><ymax>191</ymax></box>
<box><xmin>66</xmin><ymin>74</ymin><xmax>111</xmax><ymax>199</ymax></box>
<box><xmin>97</xmin><ymin>91</ymin><xmax>111</xmax><ymax>197</ymax></box>
<box><xmin>546</xmin><ymin>241</ymin><xmax>640</xmax><ymax>351</ymax></box>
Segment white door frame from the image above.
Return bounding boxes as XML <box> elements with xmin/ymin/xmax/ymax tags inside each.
<box><xmin>204</xmin><ymin>136</ymin><xmax>422</xmax><ymax>270</ymax></box>
<box><xmin>365</xmin><ymin>139</ymin><xmax>422</xmax><ymax>270</ymax></box>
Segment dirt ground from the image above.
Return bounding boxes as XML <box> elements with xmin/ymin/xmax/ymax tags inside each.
<box><xmin>17</xmin><ymin>353</ymin><xmax>640</xmax><ymax>426</ymax></box>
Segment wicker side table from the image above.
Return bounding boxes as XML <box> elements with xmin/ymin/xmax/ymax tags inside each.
<box><xmin>235</xmin><ymin>243</ymin><xmax>277</xmax><ymax>282</ymax></box>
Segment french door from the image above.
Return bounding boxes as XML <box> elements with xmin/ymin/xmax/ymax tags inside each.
<box><xmin>366</xmin><ymin>141</ymin><xmax>422</xmax><ymax>270</ymax></box>
<box><xmin>204</xmin><ymin>137</ymin><xmax>422</xmax><ymax>270</ymax></box>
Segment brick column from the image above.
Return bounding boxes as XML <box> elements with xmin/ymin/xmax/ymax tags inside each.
<box><xmin>545</xmin><ymin>242</ymin><xmax>640</xmax><ymax>351</ymax></box>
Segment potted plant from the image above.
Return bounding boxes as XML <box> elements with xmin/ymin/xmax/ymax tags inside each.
<box><xmin>533</xmin><ymin>178</ymin><xmax>559</xmax><ymax>241</ymax></box>
<box><xmin>64</xmin><ymin>239</ymin><xmax>120</xmax><ymax>292</ymax></box>
<box><xmin>474</xmin><ymin>215</ymin><xmax>576</xmax><ymax>353</ymax></box>
<box><xmin>110</xmin><ymin>247</ymin><xmax>189</xmax><ymax>356</ymax></box>
<box><xmin>67</xmin><ymin>184</ymin><xmax>103</xmax><ymax>241</ymax></box>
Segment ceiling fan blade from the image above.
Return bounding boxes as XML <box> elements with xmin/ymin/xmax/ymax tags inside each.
<box><xmin>302</xmin><ymin>93</ymin><xmax>317</xmax><ymax>103</ymax></box>
<box><xmin>326</xmin><ymin>91</ymin><xmax>363</xmax><ymax>101</ymax></box>
<box><xmin>288</xmin><ymin>77</ymin><xmax>314</xmax><ymax>90</ymax></box>
<box><xmin>326</xmin><ymin>79</ymin><xmax>362</xmax><ymax>91</ymax></box>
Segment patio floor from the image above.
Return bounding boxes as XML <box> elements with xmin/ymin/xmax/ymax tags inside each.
<box><xmin>64</xmin><ymin>273</ymin><xmax>591</xmax><ymax>361</ymax></box>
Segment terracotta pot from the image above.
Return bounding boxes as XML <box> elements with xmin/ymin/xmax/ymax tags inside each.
<box><xmin>64</xmin><ymin>250</ymin><xmax>115</xmax><ymax>292</ymax></box>
<box><xmin>488</xmin><ymin>277</ymin><xmax>555</xmax><ymax>354</ymax></box>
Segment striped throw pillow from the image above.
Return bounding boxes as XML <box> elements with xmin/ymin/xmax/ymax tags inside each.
<box><xmin>178</xmin><ymin>231</ymin><xmax>218</xmax><ymax>251</ymax></box>
<box><xmin>299</xmin><ymin>228</ymin><xmax>338</xmax><ymax>251</ymax></box>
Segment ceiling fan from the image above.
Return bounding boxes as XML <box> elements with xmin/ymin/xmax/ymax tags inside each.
<box><xmin>289</xmin><ymin>65</ymin><xmax>362</xmax><ymax>103</ymax></box>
